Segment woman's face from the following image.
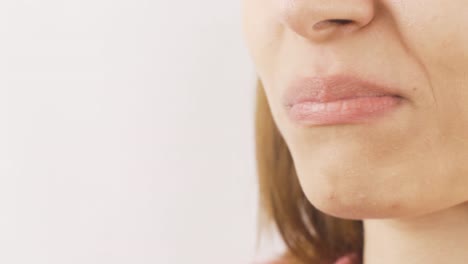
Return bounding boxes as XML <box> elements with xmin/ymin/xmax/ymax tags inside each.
<box><xmin>242</xmin><ymin>0</ymin><xmax>468</xmax><ymax>219</ymax></box>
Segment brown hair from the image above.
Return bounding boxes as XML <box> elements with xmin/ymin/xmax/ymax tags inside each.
<box><xmin>254</xmin><ymin>79</ymin><xmax>364</xmax><ymax>264</ymax></box>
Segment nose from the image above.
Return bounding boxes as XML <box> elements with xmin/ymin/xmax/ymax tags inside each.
<box><xmin>279</xmin><ymin>0</ymin><xmax>376</xmax><ymax>43</ymax></box>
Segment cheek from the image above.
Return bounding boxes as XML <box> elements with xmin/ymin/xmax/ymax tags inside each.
<box><xmin>386</xmin><ymin>0</ymin><xmax>468</xmax><ymax>150</ymax></box>
<box><xmin>385</xmin><ymin>0</ymin><xmax>468</xmax><ymax>99</ymax></box>
<box><xmin>242</xmin><ymin>0</ymin><xmax>284</xmax><ymax>78</ymax></box>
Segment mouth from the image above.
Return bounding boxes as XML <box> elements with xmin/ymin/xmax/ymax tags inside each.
<box><xmin>287</xmin><ymin>95</ymin><xmax>404</xmax><ymax>126</ymax></box>
<box><xmin>283</xmin><ymin>74</ymin><xmax>406</xmax><ymax>126</ymax></box>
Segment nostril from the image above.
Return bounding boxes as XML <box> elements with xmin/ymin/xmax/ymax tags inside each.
<box><xmin>313</xmin><ymin>19</ymin><xmax>353</xmax><ymax>30</ymax></box>
<box><xmin>329</xmin><ymin>19</ymin><xmax>353</xmax><ymax>25</ymax></box>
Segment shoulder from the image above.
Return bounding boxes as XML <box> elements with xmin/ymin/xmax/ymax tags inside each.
<box><xmin>251</xmin><ymin>260</ymin><xmax>289</xmax><ymax>264</ymax></box>
<box><xmin>252</xmin><ymin>250</ymin><xmax>316</xmax><ymax>264</ymax></box>
<box><xmin>251</xmin><ymin>255</ymin><xmax>292</xmax><ymax>264</ymax></box>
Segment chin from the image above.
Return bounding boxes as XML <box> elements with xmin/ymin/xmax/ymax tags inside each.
<box><xmin>313</xmin><ymin>201</ymin><xmax>403</xmax><ymax>220</ymax></box>
<box><xmin>300</xmin><ymin>180</ymin><xmax>411</xmax><ymax>220</ymax></box>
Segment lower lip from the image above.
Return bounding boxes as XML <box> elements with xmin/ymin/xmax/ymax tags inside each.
<box><xmin>287</xmin><ymin>96</ymin><xmax>404</xmax><ymax>126</ymax></box>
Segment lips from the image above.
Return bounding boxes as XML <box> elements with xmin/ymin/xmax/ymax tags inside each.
<box><xmin>283</xmin><ymin>74</ymin><xmax>404</xmax><ymax>107</ymax></box>
<box><xmin>283</xmin><ymin>73</ymin><xmax>406</xmax><ymax>125</ymax></box>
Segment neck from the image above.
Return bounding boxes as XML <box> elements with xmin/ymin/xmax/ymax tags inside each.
<box><xmin>363</xmin><ymin>201</ymin><xmax>468</xmax><ymax>264</ymax></box>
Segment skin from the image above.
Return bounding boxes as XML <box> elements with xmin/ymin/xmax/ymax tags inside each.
<box><xmin>242</xmin><ymin>0</ymin><xmax>468</xmax><ymax>263</ymax></box>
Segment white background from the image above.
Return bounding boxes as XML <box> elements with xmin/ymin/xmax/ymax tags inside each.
<box><xmin>0</xmin><ymin>1</ymin><xmax>272</xmax><ymax>263</ymax></box>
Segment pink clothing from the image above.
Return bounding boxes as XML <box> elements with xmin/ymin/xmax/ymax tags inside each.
<box><xmin>334</xmin><ymin>252</ymin><xmax>359</xmax><ymax>264</ymax></box>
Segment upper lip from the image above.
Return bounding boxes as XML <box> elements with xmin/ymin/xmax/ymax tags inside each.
<box><xmin>283</xmin><ymin>73</ymin><xmax>404</xmax><ymax>107</ymax></box>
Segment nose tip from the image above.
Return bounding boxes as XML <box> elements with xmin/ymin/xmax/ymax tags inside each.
<box><xmin>279</xmin><ymin>0</ymin><xmax>376</xmax><ymax>43</ymax></box>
